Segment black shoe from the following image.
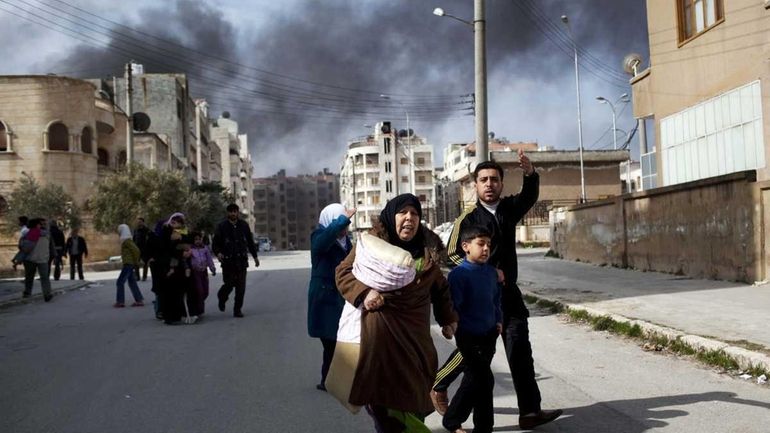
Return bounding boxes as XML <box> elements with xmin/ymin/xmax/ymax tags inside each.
<box><xmin>233</xmin><ymin>311</ymin><xmax>244</xmax><ymax>318</ymax></box>
<box><xmin>44</xmin><ymin>294</ymin><xmax>53</xmax><ymax>302</ymax></box>
<box><xmin>519</xmin><ymin>409</ymin><xmax>563</xmax><ymax>430</ymax></box>
<box><xmin>316</xmin><ymin>383</ymin><xmax>326</xmax><ymax>391</ymax></box>
<box><xmin>218</xmin><ymin>297</ymin><xmax>226</xmax><ymax>312</ymax></box>
<box><xmin>22</xmin><ymin>293</ymin><xmax>31</xmax><ymax>299</ymax></box>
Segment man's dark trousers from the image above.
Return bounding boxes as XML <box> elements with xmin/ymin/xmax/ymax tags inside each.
<box><xmin>218</xmin><ymin>261</ymin><xmax>247</xmax><ymax>314</ymax></box>
<box><xmin>442</xmin><ymin>330</ymin><xmax>498</xmax><ymax>433</ymax></box>
<box><xmin>69</xmin><ymin>254</ymin><xmax>84</xmax><ymax>280</ymax></box>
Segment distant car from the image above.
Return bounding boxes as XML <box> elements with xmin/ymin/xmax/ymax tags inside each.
<box><xmin>256</xmin><ymin>236</ymin><xmax>272</xmax><ymax>252</ymax></box>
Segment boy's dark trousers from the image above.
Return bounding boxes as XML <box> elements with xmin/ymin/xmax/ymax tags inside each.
<box><xmin>69</xmin><ymin>254</ymin><xmax>84</xmax><ymax>280</ymax></box>
<box><xmin>442</xmin><ymin>329</ymin><xmax>498</xmax><ymax>433</ymax></box>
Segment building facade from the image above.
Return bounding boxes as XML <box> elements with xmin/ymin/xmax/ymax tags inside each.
<box><xmin>339</xmin><ymin>122</ymin><xmax>435</xmax><ymax>229</ymax></box>
<box><xmin>631</xmin><ymin>0</ymin><xmax>769</xmax><ymax>188</ymax></box>
<box><xmin>209</xmin><ymin>114</ymin><xmax>254</xmax><ymax>228</ymax></box>
<box><xmin>253</xmin><ymin>169</ymin><xmax>339</xmax><ymax>250</ymax></box>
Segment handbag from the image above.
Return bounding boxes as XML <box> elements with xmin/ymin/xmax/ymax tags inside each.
<box><xmin>325</xmin><ymin>301</ymin><xmax>363</xmax><ymax>414</ymax></box>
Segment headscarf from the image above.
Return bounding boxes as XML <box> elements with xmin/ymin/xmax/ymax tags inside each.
<box><xmin>165</xmin><ymin>212</ymin><xmax>189</xmax><ymax>235</ymax></box>
<box><xmin>379</xmin><ymin>193</ymin><xmax>424</xmax><ymax>258</ymax></box>
<box><xmin>318</xmin><ymin>203</ymin><xmax>349</xmax><ymax>250</ymax></box>
<box><xmin>166</xmin><ymin>212</ymin><xmax>185</xmax><ymax>226</ymax></box>
<box><xmin>118</xmin><ymin>224</ymin><xmax>132</xmax><ymax>241</ymax></box>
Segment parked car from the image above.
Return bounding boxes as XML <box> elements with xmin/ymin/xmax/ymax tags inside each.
<box><xmin>257</xmin><ymin>236</ymin><xmax>272</xmax><ymax>252</ymax></box>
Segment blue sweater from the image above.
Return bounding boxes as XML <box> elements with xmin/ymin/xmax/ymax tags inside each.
<box><xmin>448</xmin><ymin>259</ymin><xmax>502</xmax><ymax>337</ymax></box>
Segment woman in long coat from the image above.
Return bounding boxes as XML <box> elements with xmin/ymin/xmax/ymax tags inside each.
<box><xmin>335</xmin><ymin>194</ymin><xmax>458</xmax><ymax>432</ymax></box>
<box><xmin>307</xmin><ymin>203</ymin><xmax>354</xmax><ymax>390</ymax></box>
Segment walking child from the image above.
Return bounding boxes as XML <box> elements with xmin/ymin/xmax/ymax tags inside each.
<box><xmin>115</xmin><ymin>224</ymin><xmax>144</xmax><ymax>308</ymax></box>
<box><xmin>190</xmin><ymin>232</ymin><xmax>216</xmax><ymax>317</ymax></box>
<box><xmin>442</xmin><ymin>226</ymin><xmax>502</xmax><ymax>433</ymax></box>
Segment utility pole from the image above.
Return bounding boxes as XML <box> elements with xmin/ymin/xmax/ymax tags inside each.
<box><xmin>125</xmin><ymin>62</ymin><xmax>134</xmax><ymax>171</ymax></box>
<box><xmin>474</xmin><ymin>0</ymin><xmax>488</xmax><ymax>163</ymax></box>
<box><xmin>351</xmin><ymin>155</ymin><xmax>357</xmax><ymax>230</ymax></box>
<box><xmin>195</xmin><ymin>101</ymin><xmax>202</xmax><ymax>184</ymax></box>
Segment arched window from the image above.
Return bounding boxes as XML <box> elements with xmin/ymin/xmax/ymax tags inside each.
<box><xmin>97</xmin><ymin>148</ymin><xmax>110</xmax><ymax>166</ymax></box>
<box><xmin>0</xmin><ymin>121</ymin><xmax>7</xmax><ymax>151</ymax></box>
<box><xmin>48</xmin><ymin>122</ymin><xmax>69</xmax><ymax>151</ymax></box>
<box><xmin>80</xmin><ymin>127</ymin><xmax>93</xmax><ymax>154</ymax></box>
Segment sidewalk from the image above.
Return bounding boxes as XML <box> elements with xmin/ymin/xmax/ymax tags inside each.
<box><xmin>517</xmin><ymin>248</ymin><xmax>770</xmax><ymax>372</ymax></box>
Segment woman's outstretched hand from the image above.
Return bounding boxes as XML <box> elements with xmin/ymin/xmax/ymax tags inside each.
<box><xmin>345</xmin><ymin>208</ymin><xmax>357</xmax><ymax>219</ymax></box>
<box><xmin>363</xmin><ymin>289</ymin><xmax>384</xmax><ymax>311</ymax></box>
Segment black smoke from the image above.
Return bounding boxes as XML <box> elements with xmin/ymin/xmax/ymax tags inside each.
<box><xmin>35</xmin><ymin>0</ymin><xmax>649</xmax><ymax>175</ymax></box>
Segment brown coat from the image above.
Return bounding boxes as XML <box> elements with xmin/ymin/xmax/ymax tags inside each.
<box><xmin>335</xmin><ymin>222</ymin><xmax>458</xmax><ymax>413</ymax></box>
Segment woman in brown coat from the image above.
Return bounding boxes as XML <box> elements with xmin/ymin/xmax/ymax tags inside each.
<box><xmin>336</xmin><ymin>193</ymin><xmax>458</xmax><ymax>432</ymax></box>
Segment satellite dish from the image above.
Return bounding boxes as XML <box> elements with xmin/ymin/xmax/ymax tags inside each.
<box><xmin>222</xmin><ymin>111</ymin><xmax>231</xmax><ymax>119</ymax></box>
<box><xmin>489</xmin><ymin>131</ymin><xmax>495</xmax><ymax>139</ymax></box>
<box><xmin>381</xmin><ymin>124</ymin><xmax>391</xmax><ymax>134</ymax></box>
<box><xmin>398</xmin><ymin>129</ymin><xmax>407</xmax><ymax>138</ymax></box>
<box><xmin>132</xmin><ymin>112</ymin><xmax>151</xmax><ymax>132</ymax></box>
<box><xmin>623</xmin><ymin>53</ymin><xmax>643</xmax><ymax>76</ymax></box>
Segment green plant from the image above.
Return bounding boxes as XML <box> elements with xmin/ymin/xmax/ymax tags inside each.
<box><xmin>2</xmin><ymin>174</ymin><xmax>81</xmax><ymax>233</ymax></box>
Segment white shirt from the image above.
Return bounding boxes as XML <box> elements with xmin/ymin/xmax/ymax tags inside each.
<box><xmin>480</xmin><ymin>200</ymin><xmax>500</xmax><ymax>216</ymax></box>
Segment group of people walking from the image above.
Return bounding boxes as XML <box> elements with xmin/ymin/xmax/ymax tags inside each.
<box><xmin>115</xmin><ymin>203</ymin><xmax>260</xmax><ymax>324</ymax></box>
<box><xmin>307</xmin><ymin>150</ymin><xmax>562</xmax><ymax>433</ymax></box>
<box><xmin>12</xmin><ymin>216</ymin><xmax>90</xmax><ymax>302</ymax></box>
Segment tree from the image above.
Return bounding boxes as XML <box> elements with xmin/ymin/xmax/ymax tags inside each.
<box><xmin>89</xmin><ymin>163</ymin><xmax>232</xmax><ymax>233</ymax></box>
<box><xmin>2</xmin><ymin>174</ymin><xmax>81</xmax><ymax>234</ymax></box>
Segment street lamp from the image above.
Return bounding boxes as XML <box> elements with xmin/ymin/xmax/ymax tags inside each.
<box><xmin>561</xmin><ymin>14</ymin><xmax>586</xmax><ymax>203</ymax></box>
<box><xmin>380</xmin><ymin>94</ymin><xmax>414</xmax><ymax>194</ymax></box>
<box><xmin>433</xmin><ymin>1</ymin><xmax>488</xmax><ymax>164</ymax></box>
<box><xmin>596</xmin><ymin>93</ymin><xmax>630</xmax><ymax>150</ymax></box>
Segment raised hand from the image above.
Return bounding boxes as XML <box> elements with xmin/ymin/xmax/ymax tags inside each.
<box><xmin>519</xmin><ymin>148</ymin><xmax>534</xmax><ymax>175</ymax></box>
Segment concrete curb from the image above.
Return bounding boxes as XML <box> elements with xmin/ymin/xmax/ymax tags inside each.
<box><xmin>521</xmin><ymin>290</ymin><xmax>770</xmax><ymax>375</ymax></box>
<box><xmin>0</xmin><ymin>280</ymin><xmax>93</xmax><ymax>309</ymax></box>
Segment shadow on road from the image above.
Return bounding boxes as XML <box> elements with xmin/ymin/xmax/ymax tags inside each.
<box><xmin>490</xmin><ymin>391</ymin><xmax>770</xmax><ymax>432</ymax></box>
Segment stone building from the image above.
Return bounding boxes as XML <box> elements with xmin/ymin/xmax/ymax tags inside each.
<box><xmin>209</xmin><ymin>113</ymin><xmax>254</xmax><ymax>228</ymax></box>
<box><xmin>253</xmin><ymin>169</ymin><xmax>339</xmax><ymax>250</ymax></box>
<box><xmin>339</xmin><ymin>122</ymin><xmax>435</xmax><ymax>229</ymax></box>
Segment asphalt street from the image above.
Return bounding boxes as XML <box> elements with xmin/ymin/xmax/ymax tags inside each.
<box><xmin>1</xmin><ymin>251</ymin><xmax>768</xmax><ymax>433</ymax></box>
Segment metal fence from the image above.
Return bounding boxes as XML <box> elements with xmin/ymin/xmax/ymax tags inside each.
<box><xmin>521</xmin><ymin>200</ymin><xmax>579</xmax><ymax>226</ymax></box>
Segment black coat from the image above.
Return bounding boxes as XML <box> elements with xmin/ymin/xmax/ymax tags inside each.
<box><xmin>64</xmin><ymin>236</ymin><xmax>88</xmax><ymax>257</ymax></box>
<box><xmin>212</xmin><ymin>218</ymin><xmax>258</xmax><ymax>269</ymax></box>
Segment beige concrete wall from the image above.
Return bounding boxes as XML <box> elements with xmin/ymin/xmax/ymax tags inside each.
<box><xmin>634</xmin><ymin>0</ymin><xmax>770</xmax><ymax>184</ymax></box>
<box><xmin>552</xmin><ymin>170</ymin><xmax>761</xmax><ymax>282</ymax></box>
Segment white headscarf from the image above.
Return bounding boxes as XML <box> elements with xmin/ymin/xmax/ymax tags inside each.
<box><xmin>318</xmin><ymin>203</ymin><xmax>349</xmax><ymax>250</ymax></box>
<box><xmin>118</xmin><ymin>224</ymin><xmax>132</xmax><ymax>241</ymax></box>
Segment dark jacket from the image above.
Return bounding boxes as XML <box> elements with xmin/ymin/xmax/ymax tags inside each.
<box><xmin>65</xmin><ymin>236</ymin><xmax>88</xmax><ymax>257</ymax></box>
<box><xmin>447</xmin><ymin>172</ymin><xmax>539</xmax><ymax>317</ymax></box>
<box><xmin>307</xmin><ymin>215</ymin><xmax>351</xmax><ymax>340</ymax></box>
<box><xmin>212</xmin><ymin>218</ymin><xmax>258</xmax><ymax>268</ymax></box>
<box><xmin>335</xmin><ymin>221</ymin><xmax>458</xmax><ymax>414</ymax></box>
<box><xmin>50</xmin><ymin>225</ymin><xmax>65</xmax><ymax>255</ymax></box>
<box><xmin>133</xmin><ymin>226</ymin><xmax>150</xmax><ymax>257</ymax></box>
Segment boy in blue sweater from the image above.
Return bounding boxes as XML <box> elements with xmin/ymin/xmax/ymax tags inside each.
<box><xmin>442</xmin><ymin>226</ymin><xmax>502</xmax><ymax>433</ymax></box>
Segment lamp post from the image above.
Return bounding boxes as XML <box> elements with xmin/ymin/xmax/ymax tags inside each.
<box><xmin>561</xmin><ymin>15</ymin><xmax>586</xmax><ymax>203</ymax></box>
<box><xmin>596</xmin><ymin>93</ymin><xmax>629</xmax><ymax>150</ymax></box>
<box><xmin>380</xmin><ymin>94</ymin><xmax>414</xmax><ymax>194</ymax></box>
<box><xmin>433</xmin><ymin>2</ymin><xmax>488</xmax><ymax>164</ymax></box>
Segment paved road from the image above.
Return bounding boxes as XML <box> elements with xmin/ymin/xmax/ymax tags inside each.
<box><xmin>1</xmin><ymin>251</ymin><xmax>768</xmax><ymax>433</ymax></box>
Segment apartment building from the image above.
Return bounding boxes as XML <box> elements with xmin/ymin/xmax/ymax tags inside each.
<box><xmin>253</xmin><ymin>169</ymin><xmax>339</xmax><ymax>250</ymax></box>
<box><xmin>631</xmin><ymin>0</ymin><xmax>769</xmax><ymax>188</ymax></box>
<box><xmin>210</xmin><ymin>113</ymin><xmax>254</xmax><ymax>228</ymax></box>
<box><xmin>339</xmin><ymin>122</ymin><xmax>435</xmax><ymax>229</ymax></box>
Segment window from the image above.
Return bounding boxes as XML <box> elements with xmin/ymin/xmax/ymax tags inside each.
<box><xmin>118</xmin><ymin>150</ymin><xmax>127</xmax><ymax>167</ymax></box>
<box><xmin>97</xmin><ymin>148</ymin><xmax>110</xmax><ymax>166</ymax></box>
<box><xmin>677</xmin><ymin>0</ymin><xmax>723</xmax><ymax>44</ymax></box>
<box><xmin>418</xmin><ymin>175</ymin><xmax>426</xmax><ymax>183</ymax></box>
<box><xmin>385</xmin><ymin>161</ymin><xmax>392</xmax><ymax>173</ymax></box>
<box><xmin>401</xmin><ymin>176</ymin><xmax>408</xmax><ymax>183</ymax></box>
<box><xmin>417</xmin><ymin>157</ymin><xmax>425</xmax><ymax>165</ymax></box>
<box><xmin>400</xmin><ymin>158</ymin><xmax>408</xmax><ymax>165</ymax></box>
<box><xmin>0</xmin><ymin>121</ymin><xmax>7</xmax><ymax>151</ymax></box>
<box><xmin>81</xmin><ymin>127</ymin><xmax>93</xmax><ymax>154</ymax></box>
<box><xmin>386</xmin><ymin>180</ymin><xmax>392</xmax><ymax>193</ymax></box>
<box><xmin>384</xmin><ymin>138</ymin><xmax>391</xmax><ymax>154</ymax></box>
<box><xmin>419</xmin><ymin>194</ymin><xmax>427</xmax><ymax>202</ymax></box>
<box><xmin>48</xmin><ymin>122</ymin><xmax>69</xmax><ymax>151</ymax></box>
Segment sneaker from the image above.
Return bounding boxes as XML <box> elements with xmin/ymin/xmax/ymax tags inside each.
<box><xmin>131</xmin><ymin>301</ymin><xmax>144</xmax><ymax>307</ymax></box>
<box><xmin>233</xmin><ymin>311</ymin><xmax>244</xmax><ymax>318</ymax></box>
<box><xmin>316</xmin><ymin>383</ymin><xmax>327</xmax><ymax>391</ymax></box>
<box><xmin>113</xmin><ymin>302</ymin><xmax>125</xmax><ymax>308</ymax></box>
<box><xmin>430</xmin><ymin>390</ymin><xmax>449</xmax><ymax>415</ymax></box>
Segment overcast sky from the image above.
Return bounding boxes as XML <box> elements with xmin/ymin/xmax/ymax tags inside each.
<box><xmin>0</xmin><ymin>0</ymin><xmax>650</xmax><ymax>178</ymax></box>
